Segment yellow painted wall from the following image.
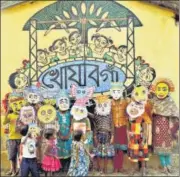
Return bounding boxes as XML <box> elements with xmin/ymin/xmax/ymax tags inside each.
<box><xmin>1</xmin><ymin>0</ymin><xmax>179</xmax><ymax>105</ymax></box>
<box><xmin>0</xmin><ymin>0</ymin><xmax>179</xmax><ymax>172</ymax></box>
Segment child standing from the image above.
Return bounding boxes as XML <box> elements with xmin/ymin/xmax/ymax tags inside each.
<box><xmin>42</xmin><ymin>130</ymin><xmax>62</xmax><ymax>177</ymax></box>
<box><xmin>19</xmin><ymin>125</ymin><xmax>39</xmax><ymax>177</ymax></box>
<box><xmin>68</xmin><ymin>130</ymin><xmax>94</xmax><ymax>177</ymax></box>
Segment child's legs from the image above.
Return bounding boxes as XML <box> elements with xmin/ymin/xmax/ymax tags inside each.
<box><xmin>29</xmin><ymin>159</ymin><xmax>40</xmax><ymax>177</ymax></box>
<box><xmin>165</xmin><ymin>155</ymin><xmax>172</xmax><ymax>166</ymax></box>
<box><xmin>20</xmin><ymin>158</ymin><xmax>30</xmax><ymax>177</ymax></box>
<box><xmin>104</xmin><ymin>157</ymin><xmax>108</xmax><ymax>173</ymax></box>
<box><xmin>159</xmin><ymin>155</ymin><xmax>166</xmax><ymax>167</ymax></box>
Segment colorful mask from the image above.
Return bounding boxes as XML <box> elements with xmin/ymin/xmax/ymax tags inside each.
<box><xmin>9</xmin><ymin>93</ymin><xmax>26</xmax><ymax>113</ymax></box>
<box><xmin>56</xmin><ymin>90</ymin><xmax>70</xmax><ymax>111</ymax></box>
<box><xmin>155</xmin><ymin>82</ymin><xmax>169</xmax><ymax>100</ymax></box>
<box><xmin>70</xmin><ymin>98</ymin><xmax>88</xmax><ymax>121</ymax></box>
<box><xmin>110</xmin><ymin>82</ymin><xmax>125</xmax><ymax>100</ymax></box>
<box><xmin>95</xmin><ymin>95</ymin><xmax>111</xmax><ymax>116</ymax></box>
<box><xmin>126</xmin><ymin>101</ymin><xmax>145</xmax><ymax>121</ymax></box>
<box><xmin>151</xmin><ymin>78</ymin><xmax>175</xmax><ymax>100</ymax></box>
<box><xmin>24</xmin><ymin>85</ymin><xmax>43</xmax><ymax>104</ymax></box>
<box><xmin>19</xmin><ymin>106</ymin><xmax>36</xmax><ymax>125</ymax></box>
<box><xmin>70</xmin><ymin>84</ymin><xmax>95</xmax><ymax>99</ymax></box>
<box><xmin>29</xmin><ymin>123</ymin><xmax>40</xmax><ymax>138</ymax></box>
<box><xmin>131</xmin><ymin>85</ymin><xmax>148</xmax><ymax>104</ymax></box>
<box><xmin>37</xmin><ymin>105</ymin><xmax>56</xmax><ymax>124</ymax></box>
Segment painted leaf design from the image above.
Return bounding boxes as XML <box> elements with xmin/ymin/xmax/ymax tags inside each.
<box><xmin>71</xmin><ymin>6</ymin><xmax>78</xmax><ymax>16</ymax></box>
<box><xmin>89</xmin><ymin>20</ymin><xmax>97</xmax><ymax>26</ymax></box>
<box><xmin>63</xmin><ymin>11</ymin><xmax>70</xmax><ymax>19</ymax></box>
<box><xmin>68</xmin><ymin>22</ymin><xmax>78</xmax><ymax>27</ymax></box>
<box><xmin>44</xmin><ymin>24</ymin><xmax>58</xmax><ymax>36</ymax></box>
<box><xmin>81</xmin><ymin>2</ymin><xmax>86</xmax><ymax>15</ymax></box>
<box><xmin>101</xmin><ymin>12</ymin><xmax>109</xmax><ymax>19</ymax></box>
<box><xmin>55</xmin><ymin>16</ymin><xmax>62</xmax><ymax>21</ymax></box>
<box><xmin>96</xmin><ymin>7</ymin><xmax>102</xmax><ymax>16</ymax></box>
<box><xmin>96</xmin><ymin>22</ymin><xmax>107</xmax><ymax>32</ymax></box>
<box><xmin>89</xmin><ymin>4</ymin><xmax>95</xmax><ymax>15</ymax></box>
<box><xmin>111</xmin><ymin>21</ymin><xmax>117</xmax><ymax>27</ymax></box>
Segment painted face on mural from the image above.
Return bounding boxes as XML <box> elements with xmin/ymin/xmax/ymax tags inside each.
<box><xmin>9</xmin><ymin>98</ymin><xmax>26</xmax><ymax>113</ymax></box>
<box><xmin>37</xmin><ymin>49</ymin><xmax>48</xmax><ymax>65</ymax></box>
<box><xmin>131</xmin><ymin>85</ymin><xmax>148</xmax><ymax>104</ymax></box>
<box><xmin>71</xmin><ymin>105</ymin><xmax>88</xmax><ymax>121</ymax></box>
<box><xmin>94</xmin><ymin>36</ymin><xmax>108</xmax><ymax>49</ymax></box>
<box><xmin>69</xmin><ymin>31</ymin><xmax>81</xmax><ymax>45</ymax></box>
<box><xmin>138</xmin><ymin>67</ymin><xmax>155</xmax><ymax>87</ymax></box>
<box><xmin>14</xmin><ymin>73</ymin><xmax>28</xmax><ymax>89</ymax></box>
<box><xmin>37</xmin><ymin>105</ymin><xmax>56</xmax><ymax>123</ymax></box>
<box><xmin>155</xmin><ymin>82</ymin><xmax>169</xmax><ymax>99</ymax></box>
<box><xmin>19</xmin><ymin>106</ymin><xmax>36</xmax><ymax>125</ymax></box>
<box><xmin>53</xmin><ymin>40</ymin><xmax>67</xmax><ymax>53</ymax></box>
<box><xmin>126</xmin><ymin>101</ymin><xmax>145</xmax><ymax>120</ymax></box>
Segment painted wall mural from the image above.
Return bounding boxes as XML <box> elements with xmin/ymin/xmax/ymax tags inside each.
<box><xmin>9</xmin><ymin>1</ymin><xmax>156</xmax><ymax>96</ymax></box>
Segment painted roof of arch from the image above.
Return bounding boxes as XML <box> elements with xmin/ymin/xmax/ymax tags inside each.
<box><xmin>22</xmin><ymin>1</ymin><xmax>142</xmax><ymax>31</ymax></box>
<box><xmin>1</xmin><ymin>0</ymin><xmax>179</xmax><ymax>14</ymax></box>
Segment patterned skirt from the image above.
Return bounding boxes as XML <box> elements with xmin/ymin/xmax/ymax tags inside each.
<box><xmin>128</xmin><ymin>134</ymin><xmax>149</xmax><ymax>162</ymax></box>
<box><xmin>93</xmin><ymin>132</ymin><xmax>115</xmax><ymax>158</ymax></box>
<box><xmin>152</xmin><ymin>115</ymin><xmax>173</xmax><ymax>155</ymax></box>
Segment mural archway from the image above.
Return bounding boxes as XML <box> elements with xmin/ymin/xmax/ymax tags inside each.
<box><xmin>11</xmin><ymin>1</ymin><xmax>156</xmax><ymax>96</ymax></box>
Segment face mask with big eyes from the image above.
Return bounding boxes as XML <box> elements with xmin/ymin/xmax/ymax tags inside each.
<box><xmin>126</xmin><ymin>101</ymin><xmax>145</xmax><ymax>120</ymax></box>
<box><xmin>70</xmin><ymin>105</ymin><xmax>88</xmax><ymax>121</ymax></box>
<box><xmin>27</xmin><ymin>93</ymin><xmax>41</xmax><ymax>104</ymax></box>
<box><xmin>132</xmin><ymin>86</ymin><xmax>148</xmax><ymax>103</ymax></box>
<box><xmin>58</xmin><ymin>97</ymin><xmax>70</xmax><ymax>111</ymax></box>
<box><xmin>76</xmin><ymin>89</ymin><xmax>87</xmax><ymax>99</ymax></box>
<box><xmin>37</xmin><ymin>105</ymin><xmax>56</xmax><ymax>124</ymax></box>
<box><xmin>95</xmin><ymin>101</ymin><xmax>111</xmax><ymax>116</ymax></box>
<box><xmin>14</xmin><ymin>74</ymin><xmax>28</xmax><ymax>89</ymax></box>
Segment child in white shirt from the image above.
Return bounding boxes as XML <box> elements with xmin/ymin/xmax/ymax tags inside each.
<box><xmin>19</xmin><ymin>125</ymin><xmax>39</xmax><ymax>177</ymax></box>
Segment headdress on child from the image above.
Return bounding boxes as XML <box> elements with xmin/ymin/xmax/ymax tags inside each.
<box><xmin>150</xmin><ymin>78</ymin><xmax>175</xmax><ymax>92</ymax></box>
<box><xmin>111</xmin><ymin>82</ymin><xmax>124</xmax><ymax>90</ymax></box>
<box><xmin>8</xmin><ymin>92</ymin><xmax>24</xmax><ymax>103</ymax></box>
<box><xmin>95</xmin><ymin>95</ymin><xmax>109</xmax><ymax>104</ymax></box>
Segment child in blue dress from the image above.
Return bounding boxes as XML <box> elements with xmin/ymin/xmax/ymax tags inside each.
<box><xmin>67</xmin><ymin>130</ymin><xmax>94</xmax><ymax>176</ymax></box>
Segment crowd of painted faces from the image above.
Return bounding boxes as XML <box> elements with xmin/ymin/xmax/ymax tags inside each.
<box><xmin>2</xmin><ymin>78</ymin><xmax>179</xmax><ymax>177</ymax></box>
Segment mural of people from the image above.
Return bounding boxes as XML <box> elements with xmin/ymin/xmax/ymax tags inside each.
<box><xmin>90</xmin><ymin>33</ymin><xmax>113</xmax><ymax>59</ymax></box>
<box><xmin>114</xmin><ymin>45</ymin><xmax>127</xmax><ymax>65</ymax></box>
<box><xmin>103</xmin><ymin>45</ymin><xmax>117</xmax><ymax>62</ymax></box>
<box><xmin>150</xmin><ymin>78</ymin><xmax>179</xmax><ymax>175</ymax></box>
<box><xmin>49</xmin><ymin>37</ymin><xmax>69</xmax><ymax>62</ymax></box>
<box><xmin>37</xmin><ymin>49</ymin><xmax>50</xmax><ymax>67</ymax></box>
<box><xmin>68</xmin><ymin>31</ymin><xmax>92</xmax><ymax>58</ymax></box>
<box><xmin>56</xmin><ymin>91</ymin><xmax>72</xmax><ymax>172</ymax></box>
<box><xmin>110</xmin><ymin>82</ymin><xmax>129</xmax><ymax>173</ymax></box>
